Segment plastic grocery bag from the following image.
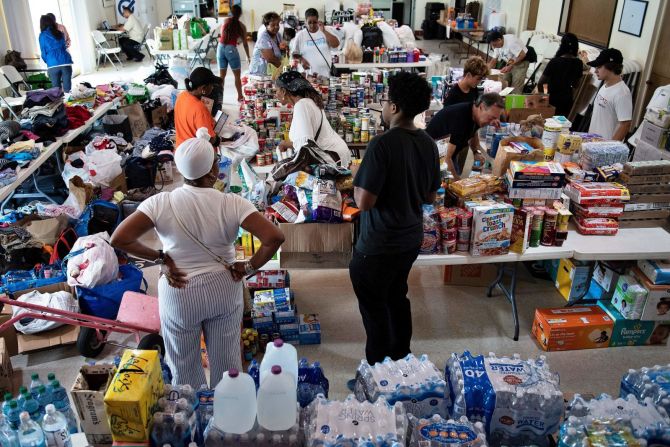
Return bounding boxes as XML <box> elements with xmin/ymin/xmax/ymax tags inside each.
<box><xmin>343</xmin><ymin>38</ymin><xmax>363</xmax><ymax>64</ymax></box>
<box><xmin>219</xmin><ymin>124</ymin><xmax>259</xmax><ymax>160</ymax></box>
<box><xmin>13</xmin><ymin>290</ymin><xmax>79</xmax><ymax>334</ymax></box>
<box><xmin>88</xmin><ymin>150</ymin><xmax>123</xmax><ymax>186</ymax></box>
<box><xmin>66</xmin><ymin>232</ymin><xmax>119</xmax><ymax>288</ymax></box>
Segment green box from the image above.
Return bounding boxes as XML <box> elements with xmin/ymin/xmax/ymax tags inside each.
<box><xmin>505</xmin><ymin>94</ymin><xmax>526</xmax><ymax>111</ymax></box>
<box><xmin>598</xmin><ymin>300</ymin><xmax>670</xmax><ymax>347</ymax></box>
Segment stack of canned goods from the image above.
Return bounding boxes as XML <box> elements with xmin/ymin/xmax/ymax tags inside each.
<box><xmin>456</xmin><ymin>210</ymin><xmax>473</xmax><ymax>252</ymax></box>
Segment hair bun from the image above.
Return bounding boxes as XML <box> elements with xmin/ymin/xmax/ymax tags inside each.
<box><xmin>196</xmin><ymin>127</ymin><xmax>210</xmax><ymax>140</ymax></box>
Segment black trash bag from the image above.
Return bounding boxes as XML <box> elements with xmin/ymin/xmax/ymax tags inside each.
<box><xmin>124</xmin><ymin>156</ymin><xmax>158</xmax><ymax>190</ymax></box>
<box><xmin>144</xmin><ymin>62</ymin><xmax>178</xmax><ymax>88</ymax></box>
<box><xmin>102</xmin><ymin>114</ymin><xmax>133</xmax><ymax>143</ymax></box>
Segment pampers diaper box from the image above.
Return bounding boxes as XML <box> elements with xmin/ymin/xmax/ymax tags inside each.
<box><xmin>597</xmin><ymin>300</ymin><xmax>670</xmax><ymax>347</ymax></box>
<box><xmin>532</xmin><ymin>306</ymin><xmax>613</xmax><ymax>351</ymax></box>
<box><xmin>633</xmin><ymin>267</ymin><xmax>670</xmax><ymax>322</ymax></box>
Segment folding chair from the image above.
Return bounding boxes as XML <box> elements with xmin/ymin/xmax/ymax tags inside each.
<box><xmin>0</xmin><ymin>65</ymin><xmax>31</xmax><ymax>96</ymax></box>
<box><xmin>133</xmin><ymin>24</ymin><xmax>153</xmax><ymax>61</ymax></box>
<box><xmin>188</xmin><ymin>38</ymin><xmax>208</xmax><ymax>69</ymax></box>
<box><xmin>91</xmin><ymin>30</ymin><xmax>123</xmax><ymax>70</ymax></box>
<box><xmin>0</xmin><ymin>74</ymin><xmax>24</xmax><ymax>120</ymax></box>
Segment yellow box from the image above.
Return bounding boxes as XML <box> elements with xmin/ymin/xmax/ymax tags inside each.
<box><xmin>104</xmin><ymin>350</ymin><xmax>164</xmax><ymax>443</ymax></box>
<box><xmin>555</xmin><ymin>258</ymin><xmax>592</xmax><ymax>303</ymax></box>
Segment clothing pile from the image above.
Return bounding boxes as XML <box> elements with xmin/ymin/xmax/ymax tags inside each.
<box><xmin>149</xmin><ymin>83</ymin><xmax>177</xmax><ymax>112</ymax></box>
<box><xmin>3</xmin><ymin>140</ymin><xmax>40</xmax><ymax>165</ymax></box>
<box><xmin>95</xmin><ymin>83</ymin><xmax>125</xmax><ymax>107</ymax></box>
<box><xmin>65</xmin><ymin>105</ymin><xmax>92</xmax><ymax>129</ymax></box>
<box><xmin>20</xmin><ymin>87</ymin><xmax>68</xmax><ymax>141</ymax></box>
<box><xmin>66</xmin><ymin>83</ymin><xmax>97</xmax><ymax>108</ymax></box>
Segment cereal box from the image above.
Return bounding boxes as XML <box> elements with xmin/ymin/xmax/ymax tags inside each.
<box><xmin>470</xmin><ymin>202</ymin><xmax>514</xmax><ymax>256</ymax></box>
<box><xmin>509</xmin><ymin>207</ymin><xmax>532</xmax><ymax>254</ymax></box>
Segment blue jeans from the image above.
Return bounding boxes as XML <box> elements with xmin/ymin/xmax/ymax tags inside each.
<box><xmin>217</xmin><ymin>44</ymin><xmax>241</xmax><ymax>70</ymax></box>
<box><xmin>48</xmin><ymin>65</ymin><xmax>72</xmax><ymax>93</ymax></box>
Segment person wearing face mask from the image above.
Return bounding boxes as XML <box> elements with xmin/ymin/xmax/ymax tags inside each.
<box><xmin>174</xmin><ymin>67</ymin><xmax>222</xmax><ymax>148</ymax></box>
<box><xmin>443</xmin><ymin>56</ymin><xmax>489</xmax><ymax>107</ymax></box>
<box><xmin>111</xmin><ymin>128</ymin><xmax>284</xmax><ymax>388</ymax></box>
<box><xmin>275</xmin><ymin>71</ymin><xmax>351</xmax><ymax>167</ymax></box>
<box><xmin>249</xmin><ymin>12</ymin><xmax>283</xmax><ymax>76</ymax></box>
<box><xmin>290</xmin><ymin>8</ymin><xmax>340</xmax><ymax>78</ymax></box>
<box><xmin>426</xmin><ymin>93</ymin><xmax>505</xmax><ymax>179</ymax></box>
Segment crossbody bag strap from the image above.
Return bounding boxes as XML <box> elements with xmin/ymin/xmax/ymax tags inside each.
<box><xmin>167</xmin><ymin>194</ymin><xmax>230</xmax><ymax>267</ymax></box>
<box><xmin>306</xmin><ymin>31</ymin><xmax>333</xmax><ymax>71</ymax></box>
<box><xmin>315</xmin><ymin>111</ymin><xmax>324</xmax><ymax>141</ymax></box>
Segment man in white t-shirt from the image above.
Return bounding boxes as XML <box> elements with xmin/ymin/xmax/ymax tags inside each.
<box><xmin>291</xmin><ymin>8</ymin><xmax>340</xmax><ymax>78</ymax></box>
<box><xmin>587</xmin><ymin>48</ymin><xmax>632</xmax><ymax>141</ymax></box>
<box><xmin>117</xmin><ymin>6</ymin><xmax>145</xmax><ymax>62</ymax></box>
<box><xmin>487</xmin><ymin>31</ymin><xmax>529</xmax><ymax>94</ymax></box>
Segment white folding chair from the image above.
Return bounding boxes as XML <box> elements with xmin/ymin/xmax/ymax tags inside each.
<box><xmin>134</xmin><ymin>24</ymin><xmax>153</xmax><ymax>61</ymax></box>
<box><xmin>0</xmin><ymin>65</ymin><xmax>31</xmax><ymax>96</ymax></box>
<box><xmin>0</xmin><ymin>74</ymin><xmax>24</xmax><ymax>120</ymax></box>
<box><xmin>91</xmin><ymin>30</ymin><xmax>123</xmax><ymax>70</ymax></box>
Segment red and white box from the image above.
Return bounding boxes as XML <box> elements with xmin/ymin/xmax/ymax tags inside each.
<box><xmin>245</xmin><ymin>270</ymin><xmax>289</xmax><ymax>289</ymax></box>
<box><xmin>575</xmin><ymin>217</ymin><xmax>619</xmax><ymax>236</ymax></box>
<box><xmin>564</xmin><ymin>181</ymin><xmax>630</xmax><ymax>205</ymax></box>
<box><xmin>573</xmin><ymin>203</ymin><xmax>625</xmax><ymax>219</ymax></box>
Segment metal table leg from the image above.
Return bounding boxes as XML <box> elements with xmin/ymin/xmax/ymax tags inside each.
<box><xmin>487</xmin><ymin>262</ymin><xmax>520</xmax><ymax>341</ymax></box>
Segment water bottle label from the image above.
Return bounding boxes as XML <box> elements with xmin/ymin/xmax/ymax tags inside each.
<box><xmin>400</xmin><ymin>396</ymin><xmax>448</xmax><ymax>420</ymax></box>
<box><xmin>416</xmin><ymin>421</ymin><xmax>479</xmax><ymax>445</ymax></box>
<box><xmin>489</xmin><ymin>408</ymin><xmax>554</xmax><ymax>437</ymax></box>
<box><xmin>45</xmin><ymin>429</ymin><xmax>71</xmax><ymax>447</ymax></box>
<box><xmin>484</xmin><ymin>360</ymin><xmax>531</xmax><ymax>390</ymax></box>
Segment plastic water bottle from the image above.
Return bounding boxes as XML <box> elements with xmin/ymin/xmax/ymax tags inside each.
<box><xmin>173</xmin><ymin>413</ymin><xmax>191</xmax><ymax>447</ymax></box>
<box><xmin>17</xmin><ymin>412</ymin><xmax>45</xmax><ymax>447</ymax></box>
<box><xmin>21</xmin><ymin>396</ymin><xmax>40</xmax><ymax>422</ymax></box>
<box><xmin>34</xmin><ymin>388</ymin><xmax>51</xmax><ymax>416</ymax></box>
<box><xmin>6</xmin><ymin>402</ymin><xmax>21</xmax><ymax>431</ymax></box>
<box><xmin>41</xmin><ymin>405</ymin><xmax>70</xmax><ymax>447</ymax></box>
<box><xmin>213</xmin><ymin>368</ymin><xmax>257</xmax><ymax>434</ymax></box>
<box><xmin>47</xmin><ymin>383</ymin><xmax>76</xmax><ymax>435</ymax></box>
<box><xmin>260</xmin><ymin>340</ymin><xmax>298</xmax><ymax>387</ymax></box>
<box><xmin>45</xmin><ymin>375</ymin><xmax>55</xmax><ymax>385</ymax></box>
<box><xmin>3</xmin><ymin>394</ymin><xmax>13</xmax><ymax>418</ymax></box>
<box><xmin>257</xmin><ymin>365</ymin><xmax>297</xmax><ymax>431</ymax></box>
<box><xmin>16</xmin><ymin>390</ymin><xmax>27</xmax><ymax>411</ymax></box>
<box><xmin>150</xmin><ymin>413</ymin><xmax>171</xmax><ymax>447</ymax></box>
<box><xmin>0</xmin><ymin>414</ymin><xmax>19</xmax><ymax>447</ymax></box>
<box><xmin>29</xmin><ymin>376</ymin><xmax>43</xmax><ymax>400</ymax></box>
<box><xmin>248</xmin><ymin>360</ymin><xmax>260</xmax><ymax>390</ymax></box>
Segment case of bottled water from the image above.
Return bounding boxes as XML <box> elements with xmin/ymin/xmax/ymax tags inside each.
<box><xmin>445</xmin><ymin>351</ymin><xmax>563</xmax><ymax>447</ymax></box>
<box><xmin>620</xmin><ymin>364</ymin><xmax>670</xmax><ymax>415</ymax></box>
<box><xmin>297</xmin><ymin>359</ymin><xmax>330</xmax><ymax>408</ymax></box>
<box><xmin>408</xmin><ymin>414</ymin><xmax>488</xmax><ymax>446</ymax></box>
<box><xmin>203</xmin><ymin>414</ymin><xmax>303</xmax><ymax>446</ymax></box>
<box><xmin>151</xmin><ymin>384</ymin><xmax>198</xmax><ymax>447</ymax></box>
<box><xmin>354</xmin><ymin>354</ymin><xmax>449</xmax><ymax>419</ymax></box>
<box><xmin>302</xmin><ymin>394</ymin><xmax>407</xmax><ymax>447</ymax></box>
<box><xmin>562</xmin><ymin>393</ymin><xmax>670</xmax><ymax>445</ymax></box>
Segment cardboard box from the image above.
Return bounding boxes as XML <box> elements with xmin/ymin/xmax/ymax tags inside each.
<box><xmin>634</xmin><ymin>267</ymin><xmax>670</xmax><ymax>322</ymax></box>
<box><xmin>592</xmin><ymin>261</ymin><xmax>625</xmax><ymax>299</ymax></box>
<box><xmin>443</xmin><ymin>264</ymin><xmax>499</xmax><ymax>286</ymax></box>
<box><xmin>598</xmin><ymin>300</ymin><xmax>670</xmax><ymax>347</ymax></box>
<box><xmin>104</xmin><ymin>350</ymin><xmax>164</xmax><ymax>443</ymax></box>
<box><xmin>555</xmin><ymin>259</ymin><xmax>592</xmax><ymax>303</ymax></box>
<box><xmin>531</xmin><ymin>306</ymin><xmax>614</xmax><ymax>351</ymax></box>
<box><xmin>640</xmin><ymin>120</ymin><xmax>670</xmax><ymax>149</ymax></box>
<box><xmin>278</xmin><ymin>223</ymin><xmax>354</xmax><ymax>268</ymax></box>
<box><xmin>611</xmin><ymin>273</ymin><xmax>648</xmax><ymax>320</ymax></box>
<box><xmin>507</xmin><ymin>106</ymin><xmax>556</xmax><ymax>123</ymax></box>
<box><xmin>0</xmin><ymin>303</ymin><xmax>18</xmax><ymax>357</ymax></box>
<box><xmin>638</xmin><ymin>259</ymin><xmax>670</xmax><ymax>285</ymax></box>
<box><xmin>509</xmin><ymin>207</ymin><xmax>532</xmax><ymax>254</ymax></box>
<box><xmin>298</xmin><ymin>314</ymin><xmax>321</xmax><ymax>345</ymax></box>
<box><xmin>0</xmin><ymin>339</ymin><xmax>13</xmax><ymax>394</ymax></box>
<box><xmin>586</xmin><ymin>280</ymin><xmax>609</xmax><ymax>300</ymax></box>
<box><xmin>71</xmin><ymin>364</ymin><xmax>115</xmax><ymax>446</ymax></box>
<box><xmin>632</xmin><ymin>140</ymin><xmax>670</xmax><ymax>162</ymax></box>
<box><xmin>12</xmin><ymin>282</ymin><xmax>79</xmax><ymax>353</ymax></box>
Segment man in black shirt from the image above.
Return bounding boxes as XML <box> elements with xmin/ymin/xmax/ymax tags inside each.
<box><xmin>443</xmin><ymin>56</ymin><xmax>489</xmax><ymax>107</ymax></box>
<box><xmin>350</xmin><ymin>72</ymin><xmax>440</xmax><ymax>368</ymax></box>
<box><xmin>426</xmin><ymin>93</ymin><xmax>504</xmax><ymax>179</ymax></box>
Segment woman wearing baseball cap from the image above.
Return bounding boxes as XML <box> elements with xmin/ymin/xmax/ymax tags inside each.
<box><xmin>174</xmin><ymin>67</ymin><xmax>223</xmax><ymax>147</ymax></box>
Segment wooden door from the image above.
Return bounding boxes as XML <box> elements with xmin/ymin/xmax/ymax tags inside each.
<box><xmin>643</xmin><ymin>2</ymin><xmax>670</xmax><ymax>112</ymax></box>
<box><xmin>527</xmin><ymin>0</ymin><xmax>540</xmax><ymax>30</ymax></box>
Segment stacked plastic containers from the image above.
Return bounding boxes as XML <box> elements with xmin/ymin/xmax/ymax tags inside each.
<box><xmin>445</xmin><ymin>351</ymin><xmax>563</xmax><ymax>446</ymax></box>
<box><xmin>303</xmin><ymin>394</ymin><xmax>407</xmax><ymax>447</ymax></box>
<box><xmin>621</xmin><ymin>364</ymin><xmax>670</xmax><ymax>415</ymax></box>
<box><xmin>354</xmin><ymin>354</ymin><xmax>449</xmax><ymax>419</ymax></box>
<box><xmin>408</xmin><ymin>414</ymin><xmax>488</xmax><ymax>447</ymax></box>
<box><xmin>151</xmin><ymin>384</ymin><xmax>197</xmax><ymax>447</ymax></box>
<box><xmin>560</xmin><ymin>393</ymin><xmax>670</xmax><ymax>445</ymax></box>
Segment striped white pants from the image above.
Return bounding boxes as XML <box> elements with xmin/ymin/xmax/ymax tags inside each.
<box><xmin>158</xmin><ymin>269</ymin><xmax>243</xmax><ymax>389</ymax></box>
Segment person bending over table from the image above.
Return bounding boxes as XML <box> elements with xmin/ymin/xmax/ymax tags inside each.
<box><xmin>443</xmin><ymin>56</ymin><xmax>489</xmax><ymax>107</ymax></box>
<box><xmin>291</xmin><ymin>8</ymin><xmax>340</xmax><ymax>78</ymax></box>
<box><xmin>349</xmin><ymin>72</ymin><xmax>440</xmax><ymax>375</ymax></box>
<box><xmin>174</xmin><ymin>67</ymin><xmax>222</xmax><ymax>148</ymax></box>
<box><xmin>111</xmin><ymin>129</ymin><xmax>284</xmax><ymax>388</ymax></box>
<box><xmin>116</xmin><ymin>6</ymin><xmax>145</xmax><ymax>62</ymax></box>
<box><xmin>248</xmin><ymin>12</ymin><xmax>283</xmax><ymax>76</ymax></box>
<box><xmin>426</xmin><ymin>93</ymin><xmax>504</xmax><ymax>179</ymax></box>
<box><xmin>487</xmin><ymin>31</ymin><xmax>528</xmax><ymax>94</ymax></box>
<box><xmin>275</xmin><ymin>71</ymin><xmax>351</xmax><ymax>167</ymax></box>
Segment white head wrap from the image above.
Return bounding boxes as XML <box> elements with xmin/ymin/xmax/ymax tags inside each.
<box><xmin>174</xmin><ymin>128</ymin><xmax>215</xmax><ymax>180</ymax></box>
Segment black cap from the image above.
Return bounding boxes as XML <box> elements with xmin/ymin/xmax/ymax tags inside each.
<box><xmin>186</xmin><ymin>67</ymin><xmax>223</xmax><ymax>90</ymax></box>
<box><xmin>587</xmin><ymin>48</ymin><xmax>623</xmax><ymax>67</ymax></box>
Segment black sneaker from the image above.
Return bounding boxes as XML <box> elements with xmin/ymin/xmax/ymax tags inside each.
<box><xmin>346</xmin><ymin>378</ymin><xmax>356</xmax><ymax>392</ymax></box>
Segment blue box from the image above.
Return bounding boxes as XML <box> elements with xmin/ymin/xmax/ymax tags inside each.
<box><xmin>281</xmin><ymin>333</ymin><xmax>300</xmax><ymax>343</ymax></box>
<box><xmin>279</xmin><ymin>323</ymin><xmax>299</xmax><ymax>337</ymax></box>
<box><xmin>586</xmin><ymin>280</ymin><xmax>609</xmax><ymax>300</ymax></box>
<box><xmin>274</xmin><ymin>309</ymin><xmax>298</xmax><ymax>325</ymax></box>
<box><xmin>252</xmin><ymin>316</ymin><xmax>275</xmax><ymax>331</ymax></box>
<box><xmin>298</xmin><ymin>314</ymin><xmax>321</xmax><ymax>345</ymax></box>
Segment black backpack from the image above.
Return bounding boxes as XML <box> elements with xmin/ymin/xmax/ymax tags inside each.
<box><xmin>125</xmin><ymin>157</ymin><xmax>158</xmax><ymax>190</ymax></box>
<box><xmin>525</xmin><ymin>45</ymin><xmax>538</xmax><ymax>63</ymax></box>
<box><xmin>360</xmin><ymin>24</ymin><xmax>384</xmax><ymax>49</ymax></box>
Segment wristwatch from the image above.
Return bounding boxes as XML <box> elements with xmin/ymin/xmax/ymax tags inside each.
<box><xmin>244</xmin><ymin>261</ymin><xmax>256</xmax><ymax>275</ymax></box>
<box><xmin>155</xmin><ymin>250</ymin><xmax>165</xmax><ymax>265</ymax></box>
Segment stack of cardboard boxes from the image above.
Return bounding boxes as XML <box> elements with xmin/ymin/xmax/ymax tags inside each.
<box><xmin>617</xmin><ymin>160</ymin><xmax>670</xmax><ymax>226</ymax></box>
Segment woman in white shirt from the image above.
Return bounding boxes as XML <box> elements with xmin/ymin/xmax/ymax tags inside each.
<box><xmin>276</xmin><ymin>71</ymin><xmax>351</xmax><ymax>167</ymax></box>
<box><xmin>110</xmin><ymin>128</ymin><xmax>284</xmax><ymax>388</ymax></box>
<box><xmin>291</xmin><ymin>8</ymin><xmax>340</xmax><ymax>78</ymax></box>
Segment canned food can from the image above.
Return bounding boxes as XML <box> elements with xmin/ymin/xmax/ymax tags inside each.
<box><xmin>442</xmin><ymin>228</ymin><xmax>457</xmax><ymax>242</ymax></box>
<box><xmin>457</xmin><ymin>227</ymin><xmax>471</xmax><ymax>241</ymax></box>
<box><xmin>457</xmin><ymin>211</ymin><xmax>473</xmax><ymax>228</ymax></box>
<box><xmin>442</xmin><ymin>239</ymin><xmax>457</xmax><ymax>254</ymax></box>
<box><xmin>456</xmin><ymin>242</ymin><xmax>470</xmax><ymax>252</ymax></box>
<box><xmin>256</xmin><ymin>153</ymin><xmax>266</xmax><ymax>166</ymax></box>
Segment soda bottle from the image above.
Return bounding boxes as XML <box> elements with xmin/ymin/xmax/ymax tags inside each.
<box><xmin>40</xmin><ymin>405</ymin><xmax>70</xmax><ymax>447</ymax></box>
<box><xmin>28</xmin><ymin>376</ymin><xmax>43</xmax><ymax>400</ymax></box>
<box><xmin>17</xmin><ymin>412</ymin><xmax>45</xmax><ymax>447</ymax></box>
<box><xmin>0</xmin><ymin>414</ymin><xmax>19</xmax><ymax>447</ymax></box>
<box><xmin>20</xmin><ymin>396</ymin><xmax>40</xmax><ymax>422</ymax></box>
<box><xmin>34</xmin><ymin>388</ymin><xmax>51</xmax><ymax>415</ymax></box>
<box><xmin>6</xmin><ymin>402</ymin><xmax>20</xmax><ymax>430</ymax></box>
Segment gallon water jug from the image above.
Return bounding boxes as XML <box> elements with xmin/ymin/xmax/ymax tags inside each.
<box><xmin>260</xmin><ymin>339</ymin><xmax>298</xmax><ymax>387</ymax></box>
<box><xmin>257</xmin><ymin>366</ymin><xmax>297</xmax><ymax>431</ymax></box>
<box><xmin>213</xmin><ymin>369</ymin><xmax>257</xmax><ymax>434</ymax></box>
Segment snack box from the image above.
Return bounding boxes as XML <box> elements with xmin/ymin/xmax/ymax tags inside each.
<box><xmin>633</xmin><ymin>267</ymin><xmax>670</xmax><ymax>322</ymax></box>
<box><xmin>556</xmin><ymin>134</ymin><xmax>582</xmax><ymax>154</ymax></box>
<box><xmin>623</xmin><ymin>160</ymin><xmax>670</xmax><ymax>176</ymax></box>
<box><xmin>505</xmin><ymin>172</ymin><xmax>563</xmax><ymax>189</ymax></box>
<box><xmin>507</xmin><ymin>185</ymin><xmax>563</xmax><ymax>200</ymax></box>
<box><xmin>598</xmin><ymin>300</ymin><xmax>670</xmax><ymax>347</ymax></box>
<box><xmin>298</xmin><ymin>313</ymin><xmax>321</xmax><ymax>345</ymax></box>
<box><xmin>469</xmin><ymin>202</ymin><xmax>514</xmax><ymax>256</ymax></box>
<box><xmin>532</xmin><ymin>306</ymin><xmax>613</xmax><ymax>351</ymax></box>
<box><xmin>508</xmin><ymin>160</ymin><xmax>566</xmax><ymax>181</ymax></box>
<box><xmin>637</xmin><ymin>259</ymin><xmax>670</xmax><ymax>285</ymax></box>
<box><xmin>611</xmin><ymin>273</ymin><xmax>648</xmax><ymax>320</ymax></box>
<box><xmin>509</xmin><ymin>207</ymin><xmax>533</xmax><ymax>254</ymax></box>
<box><xmin>572</xmin><ymin>203</ymin><xmax>624</xmax><ymax>219</ymax></box>
<box><xmin>618</xmin><ymin>172</ymin><xmax>670</xmax><ymax>185</ymax></box>
<box><xmin>564</xmin><ymin>181</ymin><xmax>630</xmax><ymax>205</ymax></box>
<box><xmin>245</xmin><ymin>270</ymin><xmax>289</xmax><ymax>289</ymax></box>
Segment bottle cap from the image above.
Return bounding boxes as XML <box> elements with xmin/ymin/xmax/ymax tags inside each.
<box><xmin>38</xmin><ymin>385</ymin><xmax>45</xmax><ymax>392</ymax></box>
<box><xmin>47</xmin><ymin>373</ymin><xmax>56</xmax><ymax>381</ymax></box>
<box><xmin>271</xmin><ymin>365</ymin><xmax>282</xmax><ymax>375</ymax></box>
<box><xmin>273</xmin><ymin>339</ymin><xmax>284</xmax><ymax>348</ymax></box>
<box><xmin>20</xmin><ymin>411</ymin><xmax>29</xmax><ymax>422</ymax></box>
<box><xmin>25</xmin><ymin>394</ymin><xmax>33</xmax><ymax>401</ymax></box>
<box><xmin>228</xmin><ymin>368</ymin><xmax>239</xmax><ymax>378</ymax></box>
<box><xmin>31</xmin><ymin>373</ymin><xmax>39</xmax><ymax>380</ymax></box>
<box><xmin>18</xmin><ymin>386</ymin><xmax>26</xmax><ymax>394</ymax></box>
<box><xmin>3</xmin><ymin>393</ymin><xmax>11</xmax><ymax>401</ymax></box>
<box><xmin>52</xmin><ymin>380</ymin><xmax>60</xmax><ymax>388</ymax></box>
<box><xmin>45</xmin><ymin>404</ymin><xmax>55</xmax><ymax>414</ymax></box>
<box><xmin>9</xmin><ymin>401</ymin><xmax>16</xmax><ymax>408</ymax></box>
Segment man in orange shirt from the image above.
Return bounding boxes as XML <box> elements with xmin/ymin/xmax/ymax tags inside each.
<box><xmin>174</xmin><ymin>67</ymin><xmax>222</xmax><ymax>148</ymax></box>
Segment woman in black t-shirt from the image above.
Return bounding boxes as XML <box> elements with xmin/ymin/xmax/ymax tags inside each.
<box><xmin>537</xmin><ymin>33</ymin><xmax>588</xmax><ymax>117</ymax></box>
<box><xmin>443</xmin><ymin>56</ymin><xmax>489</xmax><ymax>107</ymax></box>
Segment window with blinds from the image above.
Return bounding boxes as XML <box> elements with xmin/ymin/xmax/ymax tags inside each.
<box><xmin>559</xmin><ymin>0</ymin><xmax>619</xmax><ymax>48</ymax></box>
